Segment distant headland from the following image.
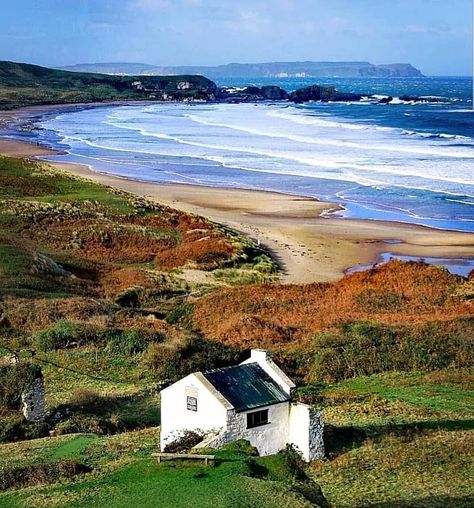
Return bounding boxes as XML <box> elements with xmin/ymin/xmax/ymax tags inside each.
<box><xmin>0</xmin><ymin>60</ymin><xmax>437</xmax><ymax>111</ymax></box>
<box><xmin>60</xmin><ymin>60</ymin><xmax>424</xmax><ymax>79</ymax></box>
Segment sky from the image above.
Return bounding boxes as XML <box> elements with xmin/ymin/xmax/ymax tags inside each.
<box><xmin>0</xmin><ymin>0</ymin><xmax>472</xmax><ymax>75</ymax></box>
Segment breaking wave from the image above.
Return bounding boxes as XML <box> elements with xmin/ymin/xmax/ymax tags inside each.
<box><xmin>35</xmin><ymin>78</ymin><xmax>474</xmax><ymax>232</ymax></box>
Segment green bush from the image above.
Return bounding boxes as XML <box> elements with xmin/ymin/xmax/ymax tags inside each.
<box><xmin>165</xmin><ymin>302</ymin><xmax>194</xmax><ymax>326</ymax></box>
<box><xmin>0</xmin><ymin>414</ymin><xmax>49</xmax><ymax>443</ymax></box>
<box><xmin>0</xmin><ymin>362</ymin><xmax>42</xmax><ymax>410</ymax></box>
<box><xmin>143</xmin><ymin>335</ymin><xmax>242</xmax><ymax>382</ymax></box>
<box><xmin>0</xmin><ymin>414</ymin><xmax>26</xmax><ymax>443</ymax></box>
<box><xmin>221</xmin><ymin>439</ymin><xmax>259</xmax><ymax>457</ymax></box>
<box><xmin>280</xmin><ymin>444</ymin><xmax>307</xmax><ymax>481</ymax></box>
<box><xmin>243</xmin><ymin>457</ymin><xmax>269</xmax><ymax>479</ymax></box>
<box><xmin>104</xmin><ymin>328</ymin><xmax>154</xmax><ymax>355</ymax></box>
<box><xmin>54</xmin><ymin>415</ymin><xmax>104</xmax><ymax>435</ymax></box>
<box><xmin>34</xmin><ymin>321</ymin><xmax>164</xmax><ymax>354</ymax></box>
<box><xmin>213</xmin><ymin>268</ymin><xmax>277</xmax><ymax>286</ymax></box>
<box><xmin>253</xmin><ymin>254</ymin><xmax>279</xmax><ymax>274</ymax></box>
<box><xmin>34</xmin><ymin>321</ymin><xmax>96</xmax><ymax>351</ymax></box>
<box><xmin>311</xmin><ymin>318</ymin><xmax>474</xmax><ymax>382</ymax></box>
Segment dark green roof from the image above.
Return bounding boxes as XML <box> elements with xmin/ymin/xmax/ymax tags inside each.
<box><xmin>203</xmin><ymin>363</ymin><xmax>289</xmax><ymax>412</ymax></box>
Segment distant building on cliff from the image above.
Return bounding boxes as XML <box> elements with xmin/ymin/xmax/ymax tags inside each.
<box><xmin>160</xmin><ymin>349</ymin><xmax>324</xmax><ymax>461</ymax></box>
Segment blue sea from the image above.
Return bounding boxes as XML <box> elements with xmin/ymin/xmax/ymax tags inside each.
<box><xmin>10</xmin><ymin>76</ymin><xmax>474</xmax><ymax>233</ymax></box>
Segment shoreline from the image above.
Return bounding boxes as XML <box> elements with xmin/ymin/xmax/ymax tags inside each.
<box><xmin>4</xmin><ymin>100</ymin><xmax>473</xmax><ymax>233</ymax></box>
<box><xmin>0</xmin><ymin>119</ymin><xmax>473</xmax><ymax>283</ymax></box>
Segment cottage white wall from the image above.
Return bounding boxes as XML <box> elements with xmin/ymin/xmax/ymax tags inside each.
<box><xmin>161</xmin><ymin>350</ymin><xmax>325</xmax><ymax>461</ymax></box>
<box><xmin>219</xmin><ymin>403</ymin><xmax>291</xmax><ymax>456</ymax></box>
<box><xmin>160</xmin><ymin>373</ymin><xmax>228</xmax><ymax>451</ymax></box>
<box><xmin>289</xmin><ymin>402</ymin><xmax>325</xmax><ymax>461</ymax></box>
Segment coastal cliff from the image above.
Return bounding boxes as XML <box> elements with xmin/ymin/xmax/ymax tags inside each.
<box><xmin>60</xmin><ymin>61</ymin><xmax>425</xmax><ymax>78</ymax></box>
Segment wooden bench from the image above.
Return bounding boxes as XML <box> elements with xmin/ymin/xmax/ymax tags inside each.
<box><xmin>152</xmin><ymin>453</ymin><xmax>215</xmax><ymax>465</ymax></box>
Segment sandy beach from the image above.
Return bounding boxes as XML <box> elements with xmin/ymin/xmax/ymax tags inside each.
<box><xmin>1</xmin><ymin>136</ymin><xmax>473</xmax><ymax>283</ymax></box>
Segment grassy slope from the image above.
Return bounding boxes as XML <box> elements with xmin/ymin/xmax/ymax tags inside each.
<box><xmin>1</xmin><ymin>370</ymin><xmax>472</xmax><ymax>507</ymax></box>
<box><xmin>0</xmin><ymin>155</ymin><xmax>273</xmax><ymax>298</ymax></box>
<box><xmin>0</xmin><ymin>60</ymin><xmax>216</xmax><ymax>109</ymax></box>
<box><xmin>0</xmin><ymin>431</ymin><xmax>320</xmax><ymax>508</ymax></box>
<box><xmin>313</xmin><ymin>430</ymin><xmax>473</xmax><ymax>508</ymax></box>
<box><xmin>296</xmin><ymin>330</ymin><xmax>473</xmax><ymax>506</ymax></box>
<box><xmin>307</xmin><ymin>369</ymin><xmax>474</xmax><ymax>507</ymax></box>
<box><xmin>0</xmin><ymin>155</ymin><xmax>274</xmax><ymax>430</ymax></box>
<box><xmin>0</xmin><ymin>155</ymin><xmax>473</xmax><ymax>507</ymax></box>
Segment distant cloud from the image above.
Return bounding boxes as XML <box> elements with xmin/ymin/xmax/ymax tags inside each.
<box><xmin>231</xmin><ymin>10</ymin><xmax>270</xmax><ymax>34</ymax></box>
<box><xmin>0</xmin><ymin>0</ymin><xmax>469</xmax><ymax>75</ymax></box>
<box><xmin>131</xmin><ymin>0</ymin><xmax>171</xmax><ymax>10</ymax></box>
<box><xmin>402</xmin><ymin>23</ymin><xmax>451</xmax><ymax>34</ymax></box>
<box><xmin>130</xmin><ymin>0</ymin><xmax>202</xmax><ymax>9</ymax></box>
<box><xmin>0</xmin><ymin>30</ymin><xmax>38</xmax><ymax>41</ymax></box>
<box><xmin>88</xmin><ymin>22</ymin><xmax>122</xmax><ymax>31</ymax></box>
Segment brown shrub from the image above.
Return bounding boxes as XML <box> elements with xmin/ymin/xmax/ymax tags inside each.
<box><xmin>100</xmin><ymin>267</ymin><xmax>162</xmax><ymax>299</ymax></box>
<box><xmin>69</xmin><ymin>388</ymin><xmax>104</xmax><ymax>410</ymax></box>
<box><xmin>0</xmin><ymin>460</ymin><xmax>91</xmax><ymax>491</ymax></box>
<box><xmin>156</xmin><ymin>237</ymin><xmax>235</xmax><ymax>270</ymax></box>
<box><xmin>20</xmin><ymin>211</ymin><xmax>235</xmax><ymax>270</ymax></box>
<box><xmin>3</xmin><ymin>296</ymin><xmax>115</xmax><ymax>331</ymax></box>
<box><xmin>192</xmin><ymin>261</ymin><xmax>473</xmax><ymax>347</ymax></box>
<box><xmin>24</xmin><ymin>219</ymin><xmax>177</xmax><ymax>263</ymax></box>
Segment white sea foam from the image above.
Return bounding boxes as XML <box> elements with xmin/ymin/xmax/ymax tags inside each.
<box><xmin>39</xmin><ymin>102</ymin><xmax>474</xmax><ymax>222</ymax></box>
<box><xmin>183</xmin><ymin>113</ymin><xmax>474</xmax><ymax>159</ymax></box>
<box><xmin>442</xmin><ymin>109</ymin><xmax>474</xmax><ymax>113</ymax></box>
<box><xmin>83</xmin><ymin>118</ymin><xmax>471</xmax><ymax>190</ymax></box>
<box><xmin>266</xmin><ymin>109</ymin><xmax>369</xmax><ymax>129</ymax></box>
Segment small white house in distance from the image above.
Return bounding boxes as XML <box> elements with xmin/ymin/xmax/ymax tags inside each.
<box><xmin>160</xmin><ymin>349</ymin><xmax>324</xmax><ymax>461</ymax></box>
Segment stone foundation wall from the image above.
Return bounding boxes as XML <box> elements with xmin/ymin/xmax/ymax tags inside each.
<box><xmin>196</xmin><ymin>403</ymin><xmax>325</xmax><ymax>461</ymax></box>
<box><xmin>289</xmin><ymin>402</ymin><xmax>324</xmax><ymax>461</ymax></box>
<box><xmin>21</xmin><ymin>375</ymin><xmax>45</xmax><ymax>423</ymax></box>
<box><xmin>307</xmin><ymin>407</ymin><xmax>325</xmax><ymax>461</ymax></box>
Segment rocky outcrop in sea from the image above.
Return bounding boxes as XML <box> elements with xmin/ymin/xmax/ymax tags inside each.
<box><xmin>214</xmin><ymin>84</ymin><xmax>448</xmax><ymax>105</ymax></box>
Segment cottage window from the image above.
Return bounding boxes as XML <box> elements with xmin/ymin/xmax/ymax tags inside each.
<box><xmin>186</xmin><ymin>396</ymin><xmax>197</xmax><ymax>411</ymax></box>
<box><xmin>246</xmin><ymin>409</ymin><xmax>269</xmax><ymax>428</ymax></box>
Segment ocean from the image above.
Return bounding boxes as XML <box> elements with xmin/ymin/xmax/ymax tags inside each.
<box><xmin>12</xmin><ymin>76</ymin><xmax>474</xmax><ymax>233</ymax></box>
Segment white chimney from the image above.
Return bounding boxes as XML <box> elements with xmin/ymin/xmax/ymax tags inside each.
<box><xmin>241</xmin><ymin>349</ymin><xmax>296</xmax><ymax>396</ymax></box>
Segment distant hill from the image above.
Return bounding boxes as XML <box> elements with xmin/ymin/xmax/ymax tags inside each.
<box><xmin>60</xmin><ymin>61</ymin><xmax>424</xmax><ymax>78</ymax></box>
<box><xmin>0</xmin><ymin>60</ymin><xmax>428</xmax><ymax>111</ymax></box>
<box><xmin>0</xmin><ymin>60</ymin><xmax>217</xmax><ymax>109</ymax></box>
<box><xmin>59</xmin><ymin>62</ymin><xmax>158</xmax><ymax>75</ymax></box>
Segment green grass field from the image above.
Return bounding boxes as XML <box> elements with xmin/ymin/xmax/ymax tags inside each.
<box><xmin>0</xmin><ymin>369</ymin><xmax>472</xmax><ymax>507</ymax></box>
<box><xmin>308</xmin><ymin>369</ymin><xmax>474</xmax><ymax>507</ymax></box>
<box><xmin>0</xmin><ymin>432</ymin><xmax>325</xmax><ymax>508</ymax></box>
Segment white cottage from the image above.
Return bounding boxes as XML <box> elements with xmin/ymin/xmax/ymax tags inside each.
<box><xmin>160</xmin><ymin>349</ymin><xmax>324</xmax><ymax>461</ymax></box>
